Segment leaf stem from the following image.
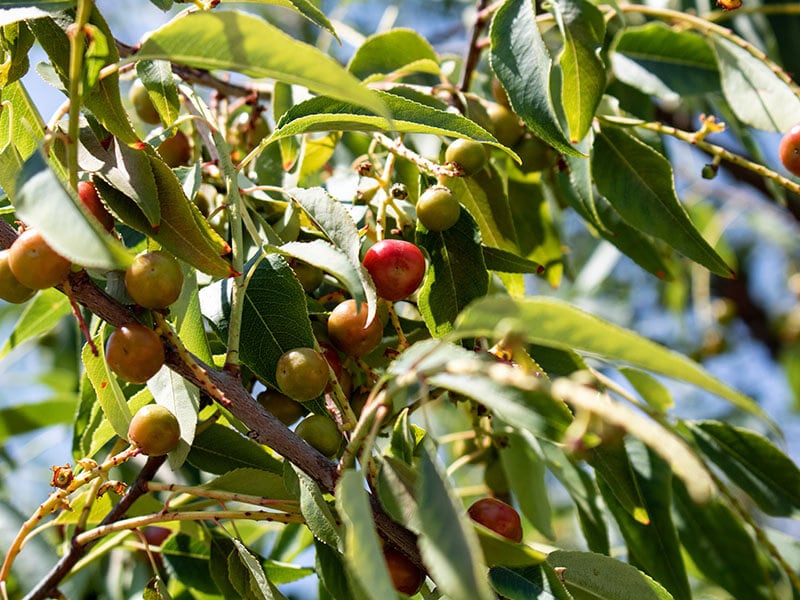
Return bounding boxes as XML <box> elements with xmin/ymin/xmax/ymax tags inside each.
<box><xmin>66</xmin><ymin>0</ymin><xmax>95</xmax><ymax>190</ymax></box>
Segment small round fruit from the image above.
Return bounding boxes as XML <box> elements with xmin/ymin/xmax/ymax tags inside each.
<box><xmin>129</xmin><ymin>79</ymin><xmax>160</xmax><ymax>125</ymax></box>
<box><xmin>491</xmin><ymin>77</ymin><xmax>511</xmax><ymax>108</ymax></box>
<box><xmin>779</xmin><ymin>122</ymin><xmax>800</xmax><ymax>177</ymax></box>
<box><xmin>157</xmin><ymin>130</ymin><xmax>191</xmax><ymax>167</ymax></box>
<box><xmin>125</xmin><ymin>250</ymin><xmax>183</xmax><ymax>309</ymax></box>
<box><xmin>467</xmin><ymin>497</ymin><xmax>523</xmax><ymax>543</ymax></box>
<box><xmin>78</xmin><ymin>181</ymin><xmax>115</xmax><ymax>232</ymax></box>
<box><xmin>275</xmin><ymin>347</ymin><xmax>329</xmax><ymax>401</ymax></box>
<box><xmin>416</xmin><ymin>185</ymin><xmax>461</xmax><ymax>232</ymax></box>
<box><xmin>127</xmin><ymin>404</ymin><xmax>180</xmax><ymax>456</ymax></box>
<box><xmin>486</xmin><ymin>102</ymin><xmax>524</xmax><ymax>147</ymax></box>
<box><xmin>8</xmin><ymin>229</ymin><xmax>71</xmax><ymax>290</ymax></box>
<box><xmin>445</xmin><ymin>138</ymin><xmax>487</xmax><ymax>176</ymax></box>
<box><xmin>105</xmin><ymin>323</ymin><xmax>165</xmax><ymax>384</ymax></box>
<box><xmin>383</xmin><ymin>546</ymin><xmax>425</xmax><ymax>596</ymax></box>
<box><xmin>362</xmin><ymin>239</ymin><xmax>426</xmax><ymax>301</ymax></box>
<box><xmin>514</xmin><ymin>133</ymin><xmax>555</xmax><ymax>173</ymax></box>
<box><xmin>484</xmin><ymin>456</ymin><xmax>510</xmax><ymax>497</ymax></box>
<box><xmin>319</xmin><ymin>342</ymin><xmax>343</xmax><ymax>380</ymax></box>
<box><xmin>294</xmin><ymin>414</ymin><xmax>342</xmax><ymax>457</ymax></box>
<box><xmin>290</xmin><ymin>259</ymin><xmax>324</xmax><ymax>293</ymax></box>
<box><xmin>327</xmin><ymin>299</ymin><xmax>383</xmax><ymax>357</ymax></box>
<box><xmin>257</xmin><ymin>389</ymin><xmax>307</xmax><ymax>426</ymax></box>
<box><xmin>0</xmin><ymin>249</ymin><xmax>36</xmax><ymax>304</ymax></box>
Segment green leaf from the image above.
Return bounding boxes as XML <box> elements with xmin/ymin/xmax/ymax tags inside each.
<box><xmin>482</xmin><ymin>245</ymin><xmax>543</xmax><ymax>274</ymax></box>
<box><xmin>489</xmin><ymin>564</ymin><xmax>573</xmax><ymax>600</ymax></box>
<box><xmin>416</xmin><ymin>210</ymin><xmax>489</xmax><ymax>337</ymax></box>
<box><xmin>270</xmin><ymin>90</ymin><xmax>511</xmax><ymax>155</ymax></box>
<box><xmin>610</xmin><ymin>23</ymin><xmax>720</xmax><ymax>100</ymax></box>
<box><xmin>200</xmin><ymin>252</ymin><xmax>315</xmax><ymax>387</ymax></box>
<box><xmin>592</xmin><ymin>126</ymin><xmax>732</xmax><ymax>277</ymax></box>
<box><xmin>335</xmin><ymin>470</ymin><xmax>397</xmax><ymax>600</ymax></box>
<box><xmin>148</xmin><ymin>368</ymin><xmax>199</xmax><ymax>469</ymax></box>
<box><xmin>288</xmin><ymin>464</ymin><xmax>341</xmax><ymax>549</ymax></box>
<box><xmin>82</xmin><ymin>333</ymin><xmax>132</xmax><ymax>441</ymax></box>
<box><xmin>161</xmin><ymin>534</ymin><xmax>217</xmax><ymax>594</ymax></box>
<box><xmin>227</xmin><ymin>0</ymin><xmax>337</xmax><ymax>40</ymax></box>
<box><xmin>136</xmin><ymin>10</ymin><xmax>386</xmax><ymax>119</ymax></box>
<box><xmin>454</xmin><ymin>295</ymin><xmax>768</xmax><ymax>425</ymax></box>
<box><xmin>286</xmin><ymin>187</ymin><xmax>361</xmax><ymax>261</ymax></box>
<box><xmin>618</xmin><ymin>367</ymin><xmax>673</xmax><ymax>413</ymax></box>
<box><xmin>585</xmin><ymin>438</ymin><xmax>649</xmax><ymax>525</ymax></box>
<box><xmin>474</xmin><ymin>524</ymin><xmax>547</xmax><ymax>566</ymax></box>
<box><xmin>416</xmin><ymin>444</ymin><xmax>495</xmax><ymax>600</ymax></box>
<box><xmin>688</xmin><ymin>420</ymin><xmax>800</xmax><ymax>516</ymax></box>
<box><xmin>95</xmin><ymin>156</ymin><xmax>233</xmax><ymax>278</ymax></box>
<box><xmin>136</xmin><ymin>60</ymin><xmax>181</xmax><ymax>127</ymax></box>
<box><xmin>203</xmin><ymin>467</ymin><xmax>293</xmax><ymax>500</ymax></box>
<box><xmin>315</xmin><ymin>540</ymin><xmax>367</xmax><ymax>600</ymax></box>
<box><xmin>187</xmin><ymin>423</ymin><xmax>283</xmax><ymax>474</ymax></box>
<box><xmin>93</xmin><ymin>140</ymin><xmax>160</xmax><ymax>227</ymax></box>
<box><xmin>14</xmin><ymin>150</ymin><xmax>133</xmax><ymax>270</ymax></box>
<box><xmin>441</xmin><ymin>164</ymin><xmax>519</xmax><ymax>253</ymax></box>
<box><xmin>348</xmin><ymin>28</ymin><xmax>438</xmax><ymax>80</ymax></box>
<box><xmin>547</xmin><ymin>550</ymin><xmax>675</xmax><ymax>600</ymax></box>
<box><xmin>0</xmin><ymin>397</ymin><xmax>75</xmax><ymax>442</ymax></box>
<box><xmin>0</xmin><ymin>288</ymin><xmax>70</xmax><ymax>360</ymax></box>
<box><xmin>0</xmin><ymin>22</ymin><xmax>34</xmax><ymax>87</ymax></box>
<box><xmin>673</xmin><ymin>478</ymin><xmax>772</xmax><ymax>600</ymax></box>
<box><xmin>596</xmin><ymin>442</ymin><xmax>691</xmax><ymax>600</ymax></box>
<box><xmin>540</xmin><ymin>441</ymin><xmax>609</xmax><ymax>554</ymax></box>
<box><xmin>711</xmin><ymin>34</ymin><xmax>800</xmax><ymax>132</ymax></box>
<box><xmin>82</xmin><ymin>23</ymin><xmax>111</xmax><ymax>93</ymax></box>
<box><xmin>551</xmin><ymin>0</ymin><xmax>605</xmax><ymax>142</ymax></box>
<box><xmin>233</xmin><ymin>539</ymin><xmax>289</xmax><ymax>600</ymax></box>
<box><xmin>490</xmin><ymin>0</ymin><xmax>580</xmax><ymax>157</ymax></box>
<box><xmin>209</xmin><ymin>536</ymin><xmax>242</xmax><ymax>598</ymax></box>
<box><xmin>0</xmin><ymin>3</ymin><xmax>75</xmax><ymax>26</ymax></box>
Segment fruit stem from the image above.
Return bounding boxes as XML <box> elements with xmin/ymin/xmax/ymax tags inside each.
<box><xmin>66</xmin><ymin>0</ymin><xmax>95</xmax><ymax>191</ymax></box>
<box><xmin>386</xmin><ymin>302</ymin><xmax>410</xmax><ymax>351</ymax></box>
<box><xmin>632</xmin><ymin>119</ymin><xmax>800</xmax><ymax>197</ymax></box>
<box><xmin>373</xmin><ymin>132</ymin><xmax>461</xmax><ymax>179</ymax></box>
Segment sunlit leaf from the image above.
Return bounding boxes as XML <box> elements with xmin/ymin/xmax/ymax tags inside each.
<box><xmin>82</xmin><ymin>333</ymin><xmax>132</xmax><ymax>441</ymax></box>
<box><xmin>187</xmin><ymin>423</ymin><xmax>283</xmax><ymax>474</ymax></box>
<box><xmin>148</xmin><ymin>367</ymin><xmax>199</xmax><ymax>469</ymax></box>
<box><xmin>489</xmin><ymin>564</ymin><xmax>572</xmax><ymax>600</ymax></box>
<box><xmin>136</xmin><ymin>60</ymin><xmax>181</xmax><ymax>127</ymax></box>
<box><xmin>225</xmin><ymin>0</ymin><xmax>338</xmax><ymax>40</ymax></box>
<box><xmin>348</xmin><ymin>28</ymin><xmax>438</xmax><ymax>81</ymax></box>
<box><xmin>0</xmin><ymin>288</ymin><xmax>69</xmax><ymax>360</ymax></box>
<box><xmin>0</xmin><ymin>396</ymin><xmax>75</xmax><ymax>442</ymax></box>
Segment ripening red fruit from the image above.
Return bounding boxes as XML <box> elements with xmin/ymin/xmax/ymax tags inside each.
<box><xmin>8</xmin><ymin>229</ymin><xmax>71</xmax><ymax>290</ymax></box>
<box><xmin>127</xmin><ymin>404</ymin><xmax>181</xmax><ymax>456</ymax></box>
<box><xmin>363</xmin><ymin>239</ymin><xmax>426</xmax><ymax>301</ymax></box>
<box><xmin>779</xmin><ymin>122</ymin><xmax>800</xmax><ymax>177</ymax></box>
<box><xmin>157</xmin><ymin>130</ymin><xmax>192</xmax><ymax>167</ymax></box>
<box><xmin>383</xmin><ymin>546</ymin><xmax>425</xmax><ymax>596</ymax></box>
<box><xmin>105</xmin><ymin>323</ymin><xmax>166</xmax><ymax>384</ymax></box>
<box><xmin>467</xmin><ymin>497</ymin><xmax>523</xmax><ymax>543</ymax></box>
<box><xmin>327</xmin><ymin>300</ymin><xmax>383</xmax><ymax>357</ymax></box>
<box><xmin>125</xmin><ymin>250</ymin><xmax>183</xmax><ymax>309</ymax></box>
<box><xmin>77</xmin><ymin>181</ymin><xmax>115</xmax><ymax>232</ymax></box>
<box><xmin>0</xmin><ymin>249</ymin><xmax>36</xmax><ymax>304</ymax></box>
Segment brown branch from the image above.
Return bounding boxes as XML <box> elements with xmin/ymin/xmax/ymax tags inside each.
<box><xmin>0</xmin><ymin>219</ymin><xmax>424</xmax><ymax>587</ymax></box>
<box><xmin>459</xmin><ymin>0</ymin><xmax>498</xmax><ymax>92</ymax></box>
<box><xmin>24</xmin><ymin>455</ymin><xmax>167</xmax><ymax>600</ymax></box>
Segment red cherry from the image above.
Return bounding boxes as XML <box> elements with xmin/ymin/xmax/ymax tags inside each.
<box><xmin>467</xmin><ymin>497</ymin><xmax>523</xmax><ymax>542</ymax></box>
<box><xmin>78</xmin><ymin>181</ymin><xmax>115</xmax><ymax>232</ymax></box>
<box><xmin>362</xmin><ymin>239</ymin><xmax>426</xmax><ymax>301</ymax></box>
<box><xmin>383</xmin><ymin>546</ymin><xmax>425</xmax><ymax>596</ymax></box>
<box><xmin>779</xmin><ymin>122</ymin><xmax>800</xmax><ymax>177</ymax></box>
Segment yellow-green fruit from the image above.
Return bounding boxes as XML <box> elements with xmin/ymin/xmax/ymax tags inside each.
<box><xmin>416</xmin><ymin>185</ymin><xmax>460</xmax><ymax>232</ymax></box>
<box><xmin>486</xmin><ymin>103</ymin><xmax>524</xmax><ymax>148</ymax></box>
<box><xmin>275</xmin><ymin>347</ymin><xmax>329</xmax><ymax>401</ymax></box>
<box><xmin>295</xmin><ymin>414</ymin><xmax>342</xmax><ymax>457</ymax></box>
<box><xmin>157</xmin><ymin>130</ymin><xmax>192</xmax><ymax>167</ymax></box>
<box><xmin>514</xmin><ymin>133</ymin><xmax>555</xmax><ymax>173</ymax></box>
<box><xmin>0</xmin><ymin>249</ymin><xmax>36</xmax><ymax>304</ymax></box>
<box><xmin>129</xmin><ymin>80</ymin><xmax>160</xmax><ymax>125</ymax></box>
<box><xmin>290</xmin><ymin>259</ymin><xmax>324</xmax><ymax>293</ymax></box>
<box><xmin>127</xmin><ymin>404</ymin><xmax>181</xmax><ymax>456</ymax></box>
<box><xmin>125</xmin><ymin>250</ymin><xmax>183</xmax><ymax>309</ymax></box>
<box><xmin>257</xmin><ymin>389</ymin><xmax>307</xmax><ymax>426</ymax></box>
<box><xmin>445</xmin><ymin>138</ymin><xmax>487</xmax><ymax>176</ymax></box>
<box><xmin>8</xmin><ymin>229</ymin><xmax>71</xmax><ymax>290</ymax></box>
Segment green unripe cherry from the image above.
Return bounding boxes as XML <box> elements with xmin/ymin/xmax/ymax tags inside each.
<box><xmin>294</xmin><ymin>414</ymin><xmax>342</xmax><ymax>457</ymax></box>
<box><xmin>0</xmin><ymin>249</ymin><xmax>36</xmax><ymax>304</ymax></box>
<box><xmin>416</xmin><ymin>185</ymin><xmax>460</xmax><ymax>232</ymax></box>
<box><xmin>445</xmin><ymin>138</ymin><xmax>487</xmax><ymax>176</ymax></box>
<box><xmin>125</xmin><ymin>250</ymin><xmax>183</xmax><ymax>309</ymax></box>
<box><xmin>129</xmin><ymin>80</ymin><xmax>161</xmax><ymax>125</ymax></box>
<box><xmin>275</xmin><ymin>347</ymin><xmax>329</xmax><ymax>401</ymax></box>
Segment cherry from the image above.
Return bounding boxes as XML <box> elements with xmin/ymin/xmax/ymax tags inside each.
<box><xmin>445</xmin><ymin>138</ymin><xmax>487</xmax><ymax>176</ymax></box>
<box><xmin>124</xmin><ymin>250</ymin><xmax>183</xmax><ymax>309</ymax></box>
<box><xmin>491</xmin><ymin>77</ymin><xmax>511</xmax><ymax>108</ymax></box>
<box><xmin>327</xmin><ymin>299</ymin><xmax>383</xmax><ymax>357</ymax></box>
<box><xmin>8</xmin><ymin>229</ymin><xmax>71</xmax><ymax>290</ymax></box>
<box><xmin>289</xmin><ymin>259</ymin><xmax>324</xmax><ymax>293</ymax></box>
<box><xmin>294</xmin><ymin>414</ymin><xmax>342</xmax><ymax>457</ymax></box>
<box><xmin>383</xmin><ymin>545</ymin><xmax>425</xmax><ymax>596</ymax></box>
<box><xmin>362</xmin><ymin>239</ymin><xmax>426</xmax><ymax>301</ymax></box>
<box><xmin>127</xmin><ymin>404</ymin><xmax>181</xmax><ymax>456</ymax></box>
<box><xmin>275</xmin><ymin>347</ymin><xmax>329</xmax><ymax>401</ymax></box>
<box><xmin>129</xmin><ymin>79</ymin><xmax>161</xmax><ymax>125</ymax></box>
<box><xmin>257</xmin><ymin>389</ymin><xmax>307</xmax><ymax>426</ymax></box>
<box><xmin>779</xmin><ymin>122</ymin><xmax>800</xmax><ymax>177</ymax></box>
<box><xmin>105</xmin><ymin>323</ymin><xmax>165</xmax><ymax>384</ymax></box>
<box><xmin>77</xmin><ymin>181</ymin><xmax>115</xmax><ymax>232</ymax></box>
<box><xmin>0</xmin><ymin>249</ymin><xmax>36</xmax><ymax>304</ymax></box>
<box><xmin>467</xmin><ymin>497</ymin><xmax>523</xmax><ymax>543</ymax></box>
<box><xmin>514</xmin><ymin>133</ymin><xmax>555</xmax><ymax>173</ymax></box>
<box><xmin>157</xmin><ymin>130</ymin><xmax>192</xmax><ymax>167</ymax></box>
<box><xmin>416</xmin><ymin>185</ymin><xmax>461</xmax><ymax>232</ymax></box>
<box><xmin>319</xmin><ymin>342</ymin><xmax>343</xmax><ymax>380</ymax></box>
<box><xmin>486</xmin><ymin>102</ymin><xmax>524</xmax><ymax>148</ymax></box>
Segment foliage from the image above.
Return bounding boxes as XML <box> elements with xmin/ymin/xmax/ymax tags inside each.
<box><xmin>1</xmin><ymin>0</ymin><xmax>800</xmax><ymax>599</ymax></box>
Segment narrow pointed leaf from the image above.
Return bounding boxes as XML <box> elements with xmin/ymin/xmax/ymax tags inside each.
<box><xmin>137</xmin><ymin>11</ymin><xmax>386</xmax><ymax>119</ymax></box>
<box><xmin>500</xmin><ymin>430</ymin><xmax>554</xmax><ymax>539</ymax></box>
<box><xmin>96</xmin><ymin>139</ymin><xmax>160</xmax><ymax>227</ymax></box>
<box><xmin>489</xmin><ymin>564</ymin><xmax>573</xmax><ymax>600</ymax></box>
<box><xmin>187</xmin><ymin>423</ymin><xmax>283</xmax><ymax>474</ymax></box>
<box><xmin>490</xmin><ymin>0</ymin><xmax>580</xmax><ymax>157</ymax></box>
<box><xmin>0</xmin><ymin>397</ymin><xmax>75</xmax><ymax>442</ymax></box>
<box><xmin>482</xmin><ymin>246</ymin><xmax>543</xmax><ymax>274</ymax></box>
<box><xmin>586</xmin><ymin>439</ymin><xmax>649</xmax><ymax>525</ymax></box>
<box><xmin>136</xmin><ymin>60</ymin><xmax>181</xmax><ymax>127</ymax></box>
<box><xmin>348</xmin><ymin>28</ymin><xmax>438</xmax><ymax>80</ymax></box>
<box><xmin>592</xmin><ymin>127</ymin><xmax>731</xmax><ymax>277</ymax></box>
<box><xmin>454</xmin><ymin>295</ymin><xmax>769</xmax><ymax>425</ymax></box>
<box><xmin>230</xmin><ymin>0</ymin><xmax>337</xmax><ymax>40</ymax></box>
<box><xmin>0</xmin><ymin>288</ymin><xmax>70</xmax><ymax>360</ymax></box>
<box><xmin>288</xmin><ymin>465</ymin><xmax>341</xmax><ymax>549</ymax></box>
<box><xmin>82</xmin><ymin>334</ymin><xmax>132</xmax><ymax>440</ymax></box>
